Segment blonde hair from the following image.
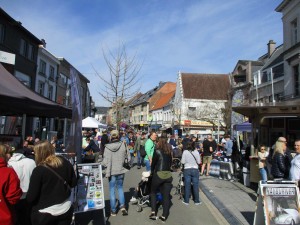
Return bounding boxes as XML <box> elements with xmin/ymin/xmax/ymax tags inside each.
<box><xmin>273</xmin><ymin>141</ymin><xmax>285</xmax><ymax>157</ymax></box>
<box><xmin>34</xmin><ymin>140</ymin><xmax>62</xmax><ymax>167</ymax></box>
<box><xmin>0</xmin><ymin>144</ymin><xmax>7</xmax><ymax>158</ymax></box>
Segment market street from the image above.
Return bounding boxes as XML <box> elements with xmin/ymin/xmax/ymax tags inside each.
<box><xmin>101</xmin><ymin>165</ymin><xmax>229</xmax><ymax>225</ymax></box>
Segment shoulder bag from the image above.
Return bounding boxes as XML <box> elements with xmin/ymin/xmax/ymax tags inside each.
<box><xmin>189</xmin><ymin>151</ymin><xmax>201</xmax><ymax>170</ymax></box>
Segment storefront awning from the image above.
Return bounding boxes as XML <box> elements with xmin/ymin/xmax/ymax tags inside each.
<box><xmin>233</xmin><ymin>121</ymin><xmax>252</xmax><ymax>132</ymax></box>
<box><xmin>0</xmin><ymin>63</ymin><xmax>72</xmax><ymax>118</ymax></box>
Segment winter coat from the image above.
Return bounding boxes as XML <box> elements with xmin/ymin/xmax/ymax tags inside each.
<box><xmin>290</xmin><ymin>154</ymin><xmax>300</xmax><ymax>181</ymax></box>
<box><xmin>271</xmin><ymin>153</ymin><xmax>287</xmax><ymax>179</ymax></box>
<box><xmin>26</xmin><ymin>156</ymin><xmax>77</xmax><ymax>213</ymax></box>
<box><xmin>0</xmin><ymin>157</ymin><xmax>22</xmax><ymax>225</ymax></box>
<box><xmin>8</xmin><ymin>153</ymin><xmax>36</xmax><ymax>199</ymax></box>
<box><xmin>103</xmin><ymin>140</ymin><xmax>130</xmax><ymax>177</ymax></box>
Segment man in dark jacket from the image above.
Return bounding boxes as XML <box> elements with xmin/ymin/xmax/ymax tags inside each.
<box><xmin>100</xmin><ymin>130</ymin><xmax>109</xmax><ymax>155</ymax></box>
<box><xmin>85</xmin><ymin>137</ymin><xmax>101</xmax><ymax>163</ymax></box>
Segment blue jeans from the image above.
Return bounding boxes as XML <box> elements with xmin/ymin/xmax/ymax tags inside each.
<box><xmin>108</xmin><ymin>174</ymin><xmax>125</xmax><ymax>213</ymax></box>
<box><xmin>184</xmin><ymin>168</ymin><xmax>200</xmax><ymax>204</ymax></box>
<box><xmin>137</xmin><ymin>151</ymin><xmax>142</xmax><ymax>167</ymax></box>
<box><xmin>144</xmin><ymin>159</ymin><xmax>151</xmax><ymax>171</ymax></box>
<box><xmin>259</xmin><ymin>167</ymin><xmax>268</xmax><ymax>184</ymax></box>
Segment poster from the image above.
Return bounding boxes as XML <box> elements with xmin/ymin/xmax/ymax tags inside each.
<box><xmin>75</xmin><ymin>163</ymin><xmax>105</xmax><ymax>212</ymax></box>
<box><xmin>259</xmin><ymin>182</ymin><xmax>300</xmax><ymax>225</ymax></box>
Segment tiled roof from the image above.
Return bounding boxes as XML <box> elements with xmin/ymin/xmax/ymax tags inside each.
<box><xmin>148</xmin><ymin>82</ymin><xmax>176</xmax><ymax>109</ymax></box>
<box><xmin>150</xmin><ymin>90</ymin><xmax>175</xmax><ymax>111</ymax></box>
<box><xmin>181</xmin><ymin>73</ymin><xmax>230</xmax><ymax>100</ymax></box>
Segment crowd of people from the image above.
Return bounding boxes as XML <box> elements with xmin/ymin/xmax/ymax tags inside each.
<box><xmin>256</xmin><ymin>136</ymin><xmax>300</xmax><ymax>184</ymax></box>
<box><xmin>4</xmin><ymin>126</ymin><xmax>299</xmax><ymax>225</ymax></box>
<box><xmin>0</xmin><ymin>137</ymin><xmax>77</xmax><ymax>225</ymax></box>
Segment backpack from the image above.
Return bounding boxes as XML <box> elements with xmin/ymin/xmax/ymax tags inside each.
<box><xmin>140</xmin><ymin>145</ymin><xmax>146</xmax><ymax>158</ymax></box>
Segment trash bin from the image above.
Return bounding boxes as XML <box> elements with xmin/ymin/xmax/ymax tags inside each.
<box><xmin>243</xmin><ymin>167</ymin><xmax>250</xmax><ymax>187</ymax></box>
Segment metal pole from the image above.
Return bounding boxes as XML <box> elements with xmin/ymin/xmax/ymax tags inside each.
<box><xmin>256</xmin><ymin>70</ymin><xmax>260</xmax><ymax>103</ymax></box>
<box><xmin>63</xmin><ymin>89</ymin><xmax>70</xmax><ymax>147</ymax></box>
<box><xmin>270</xmin><ymin>68</ymin><xmax>275</xmax><ymax>103</ymax></box>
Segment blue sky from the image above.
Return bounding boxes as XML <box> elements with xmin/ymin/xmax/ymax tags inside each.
<box><xmin>1</xmin><ymin>0</ymin><xmax>283</xmax><ymax>106</ymax></box>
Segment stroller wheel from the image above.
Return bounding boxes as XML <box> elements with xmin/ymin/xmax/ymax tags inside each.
<box><xmin>136</xmin><ymin>205</ymin><xmax>143</xmax><ymax>212</ymax></box>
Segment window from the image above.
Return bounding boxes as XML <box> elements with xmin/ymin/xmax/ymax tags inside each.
<box><xmin>188</xmin><ymin>107</ymin><xmax>196</xmax><ymax>111</ymax></box>
<box><xmin>27</xmin><ymin>44</ymin><xmax>34</xmax><ymax>60</ymax></box>
<box><xmin>273</xmin><ymin>64</ymin><xmax>284</xmax><ymax>79</ymax></box>
<box><xmin>294</xmin><ymin>65</ymin><xmax>299</xmax><ymax>96</ymax></box>
<box><xmin>15</xmin><ymin>72</ymin><xmax>31</xmax><ymax>87</ymax></box>
<box><xmin>49</xmin><ymin>65</ymin><xmax>55</xmax><ymax>79</ymax></box>
<box><xmin>0</xmin><ymin>24</ymin><xmax>5</xmax><ymax>43</ymax></box>
<box><xmin>39</xmin><ymin>59</ymin><xmax>46</xmax><ymax>75</ymax></box>
<box><xmin>291</xmin><ymin>19</ymin><xmax>298</xmax><ymax>46</ymax></box>
<box><xmin>59</xmin><ymin>73</ymin><xmax>68</xmax><ymax>86</ymax></box>
<box><xmin>38</xmin><ymin>81</ymin><xmax>45</xmax><ymax>95</ymax></box>
<box><xmin>48</xmin><ymin>85</ymin><xmax>53</xmax><ymax>99</ymax></box>
<box><xmin>20</xmin><ymin>39</ymin><xmax>27</xmax><ymax>56</ymax></box>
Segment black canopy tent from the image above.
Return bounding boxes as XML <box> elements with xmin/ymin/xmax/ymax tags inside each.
<box><xmin>0</xmin><ymin>63</ymin><xmax>72</xmax><ymax>118</ymax></box>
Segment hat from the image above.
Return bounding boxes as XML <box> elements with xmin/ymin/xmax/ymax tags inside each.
<box><xmin>110</xmin><ymin>130</ymin><xmax>119</xmax><ymax>138</ymax></box>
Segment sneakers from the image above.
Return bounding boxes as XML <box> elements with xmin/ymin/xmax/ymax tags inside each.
<box><xmin>182</xmin><ymin>200</ymin><xmax>189</xmax><ymax>205</ymax></box>
<box><xmin>195</xmin><ymin>202</ymin><xmax>202</xmax><ymax>206</ymax></box>
<box><xmin>130</xmin><ymin>197</ymin><xmax>137</xmax><ymax>203</ymax></box>
<box><xmin>159</xmin><ymin>216</ymin><xmax>166</xmax><ymax>223</ymax></box>
<box><xmin>121</xmin><ymin>208</ymin><xmax>128</xmax><ymax>216</ymax></box>
<box><xmin>149</xmin><ymin>212</ymin><xmax>157</xmax><ymax>220</ymax></box>
<box><xmin>110</xmin><ymin>212</ymin><xmax>117</xmax><ymax>216</ymax></box>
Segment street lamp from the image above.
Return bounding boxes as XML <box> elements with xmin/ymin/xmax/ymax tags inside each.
<box><xmin>63</xmin><ymin>88</ymin><xmax>70</xmax><ymax>147</ymax></box>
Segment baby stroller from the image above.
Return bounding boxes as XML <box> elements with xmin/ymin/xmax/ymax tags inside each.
<box><xmin>131</xmin><ymin>171</ymin><xmax>163</xmax><ymax>212</ymax></box>
<box><xmin>173</xmin><ymin>171</ymin><xmax>184</xmax><ymax>200</ymax></box>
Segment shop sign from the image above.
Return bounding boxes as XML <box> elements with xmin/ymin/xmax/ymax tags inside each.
<box><xmin>0</xmin><ymin>51</ymin><xmax>15</xmax><ymax>65</ymax></box>
<box><xmin>184</xmin><ymin>120</ymin><xmax>191</xmax><ymax>126</ymax></box>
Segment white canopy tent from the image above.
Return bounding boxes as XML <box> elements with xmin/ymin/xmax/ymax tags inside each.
<box><xmin>82</xmin><ymin>117</ymin><xmax>107</xmax><ymax>129</ymax></box>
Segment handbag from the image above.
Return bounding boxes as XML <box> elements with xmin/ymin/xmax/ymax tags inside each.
<box><xmin>123</xmin><ymin>143</ymin><xmax>131</xmax><ymax>170</ymax></box>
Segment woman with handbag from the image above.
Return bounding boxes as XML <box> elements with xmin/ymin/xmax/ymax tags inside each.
<box><xmin>149</xmin><ymin>136</ymin><xmax>173</xmax><ymax>222</ymax></box>
<box><xmin>102</xmin><ymin>130</ymin><xmax>130</xmax><ymax>216</ymax></box>
<box><xmin>181</xmin><ymin>141</ymin><xmax>201</xmax><ymax>205</ymax></box>
<box><xmin>26</xmin><ymin>141</ymin><xmax>77</xmax><ymax>225</ymax></box>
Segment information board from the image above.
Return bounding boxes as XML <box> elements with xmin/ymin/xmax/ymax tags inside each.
<box><xmin>75</xmin><ymin>163</ymin><xmax>105</xmax><ymax>213</ymax></box>
<box><xmin>254</xmin><ymin>181</ymin><xmax>300</xmax><ymax>225</ymax></box>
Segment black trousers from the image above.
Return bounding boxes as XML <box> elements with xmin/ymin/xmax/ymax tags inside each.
<box><xmin>15</xmin><ymin>199</ymin><xmax>31</xmax><ymax>225</ymax></box>
<box><xmin>150</xmin><ymin>173</ymin><xmax>173</xmax><ymax>218</ymax></box>
<box><xmin>31</xmin><ymin>205</ymin><xmax>73</xmax><ymax>225</ymax></box>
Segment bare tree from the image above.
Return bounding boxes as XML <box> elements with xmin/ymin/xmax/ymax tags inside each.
<box><xmin>93</xmin><ymin>42</ymin><xmax>142</xmax><ymax>129</ymax></box>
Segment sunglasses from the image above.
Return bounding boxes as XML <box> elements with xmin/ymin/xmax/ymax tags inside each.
<box><xmin>261</xmin><ymin>148</ymin><xmax>265</xmax><ymax>150</ymax></box>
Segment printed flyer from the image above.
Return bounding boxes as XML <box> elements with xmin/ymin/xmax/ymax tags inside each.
<box><xmin>75</xmin><ymin>163</ymin><xmax>105</xmax><ymax>212</ymax></box>
<box><xmin>262</xmin><ymin>184</ymin><xmax>300</xmax><ymax>225</ymax></box>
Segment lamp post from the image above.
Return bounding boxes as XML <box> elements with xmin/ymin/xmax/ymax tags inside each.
<box><xmin>63</xmin><ymin>88</ymin><xmax>70</xmax><ymax>147</ymax></box>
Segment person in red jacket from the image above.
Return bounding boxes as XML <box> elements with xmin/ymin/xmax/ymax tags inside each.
<box><xmin>0</xmin><ymin>144</ymin><xmax>22</xmax><ymax>225</ymax></box>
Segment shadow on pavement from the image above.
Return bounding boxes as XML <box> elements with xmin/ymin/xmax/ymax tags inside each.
<box><xmin>241</xmin><ymin>211</ymin><xmax>255</xmax><ymax>225</ymax></box>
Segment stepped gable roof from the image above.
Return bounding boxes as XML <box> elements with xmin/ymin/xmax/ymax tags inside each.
<box><xmin>181</xmin><ymin>73</ymin><xmax>230</xmax><ymax>100</ymax></box>
<box><xmin>150</xmin><ymin>90</ymin><xmax>175</xmax><ymax>111</ymax></box>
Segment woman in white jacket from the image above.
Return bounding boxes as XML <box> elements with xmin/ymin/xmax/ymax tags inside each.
<box><xmin>8</xmin><ymin>148</ymin><xmax>36</xmax><ymax>225</ymax></box>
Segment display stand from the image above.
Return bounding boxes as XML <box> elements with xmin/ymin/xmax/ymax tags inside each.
<box><xmin>73</xmin><ymin>163</ymin><xmax>106</xmax><ymax>225</ymax></box>
<box><xmin>253</xmin><ymin>180</ymin><xmax>300</xmax><ymax>225</ymax></box>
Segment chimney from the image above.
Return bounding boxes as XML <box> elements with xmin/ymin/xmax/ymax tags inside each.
<box><xmin>41</xmin><ymin>39</ymin><xmax>47</xmax><ymax>48</ymax></box>
<box><xmin>267</xmin><ymin>40</ymin><xmax>276</xmax><ymax>57</ymax></box>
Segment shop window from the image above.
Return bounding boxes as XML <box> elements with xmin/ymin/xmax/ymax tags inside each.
<box><xmin>273</xmin><ymin>64</ymin><xmax>284</xmax><ymax>79</ymax></box>
<box><xmin>288</xmin><ymin>119</ymin><xmax>300</xmax><ymax>131</ymax></box>
<box><xmin>272</xmin><ymin>118</ymin><xmax>284</xmax><ymax>129</ymax></box>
